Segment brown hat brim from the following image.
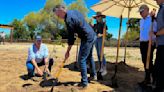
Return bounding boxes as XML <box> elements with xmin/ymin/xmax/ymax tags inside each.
<box><xmin>93</xmin><ymin>15</ymin><xmax>106</xmax><ymax>19</ymax></box>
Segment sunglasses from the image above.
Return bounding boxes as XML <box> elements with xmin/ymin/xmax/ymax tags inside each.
<box><xmin>36</xmin><ymin>40</ymin><xmax>42</xmax><ymax>43</ymax></box>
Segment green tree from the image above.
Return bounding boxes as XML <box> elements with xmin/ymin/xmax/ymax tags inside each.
<box><xmin>23</xmin><ymin>12</ymin><xmax>41</xmax><ymax>40</ymax></box>
<box><xmin>68</xmin><ymin>0</ymin><xmax>88</xmax><ymax>17</ymax></box>
<box><xmin>106</xmin><ymin>32</ymin><xmax>113</xmax><ymax>40</ymax></box>
<box><xmin>11</xmin><ymin>0</ymin><xmax>91</xmax><ymax>41</ymax></box>
<box><xmin>68</xmin><ymin>0</ymin><xmax>89</xmax><ymax>22</ymax></box>
<box><xmin>42</xmin><ymin>0</ymin><xmax>65</xmax><ymax>40</ymax></box>
<box><xmin>122</xmin><ymin>18</ymin><xmax>140</xmax><ymax>41</ymax></box>
<box><xmin>43</xmin><ymin>0</ymin><xmax>64</xmax><ymax>13</ymax></box>
<box><xmin>11</xmin><ymin>19</ymin><xmax>29</xmax><ymax>40</ymax></box>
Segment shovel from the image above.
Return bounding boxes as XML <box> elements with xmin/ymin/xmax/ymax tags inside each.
<box><xmin>50</xmin><ymin>59</ymin><xmax>67</xmax><ymax>92</ymax></box>
<box><xmin>97</xmin><ymin>19</ymin><xmax>107</xmax><ymax>80</ymax></box>
<box><xmin>111</xmin><ymin>15</ymin><xmax>123</xmax><ymax>88</ymax></box>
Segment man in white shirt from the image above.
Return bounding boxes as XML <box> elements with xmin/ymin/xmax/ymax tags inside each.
<box><xmin>26</xmin><ymin>36</ymin><xmax>53</xmax><ymax>78</ymax></box>
<box><xmin>139</xmin><ymin>5</ymin><xmax>157</xmax><ymax>85</ymax></box>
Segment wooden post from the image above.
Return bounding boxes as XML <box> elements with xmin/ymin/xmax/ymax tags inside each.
<box><xmin>10</xmin><ymin>28</ymin><xmax>13</xmax><ymax>43</ymax></box>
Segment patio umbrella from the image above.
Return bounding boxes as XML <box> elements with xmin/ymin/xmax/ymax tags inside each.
<box><xmin>91</xmin><ymin>0</ymin><xmax>158</xmax><ymax>87</ymax></box>
<box><xmin>91</xmin><ymin>0</ymin><xmax>158</xmax><ymax>63</ymax></box>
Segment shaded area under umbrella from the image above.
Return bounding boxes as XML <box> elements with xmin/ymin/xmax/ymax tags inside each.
<box><xmin>91</xmin><ymin>0</ymin><xmax>158</xmax><ymax>87</ymax></box>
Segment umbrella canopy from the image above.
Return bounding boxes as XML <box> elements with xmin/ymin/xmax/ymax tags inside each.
<box><xmin>91</xmin><ymin>0</ymin><xmax>159</xmax><ymax>64</ymax></box>
<box><xmin>91</xmin><ymin>0</ymin><xmax>158</xmax><ymax>18</ymax></box>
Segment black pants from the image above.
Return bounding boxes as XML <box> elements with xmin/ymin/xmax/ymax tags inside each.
<box><xmin>37</xmin><ymin>58</ymin><xmax>54</xmax><ymax>72</ymax></box>
<box><xmin>26</xmin><ymin>58</ymin><xmax>54</xmax><ymax>77</ymax></box>
<box><xmin>153</xmin><ymin>45</ymin><xmax>164</xmax><ymax>90</ymax></box>
<box><xmin>140</xmin><ymin>41</ymin><xmax>156</xmax><ymax>81</ymax></box>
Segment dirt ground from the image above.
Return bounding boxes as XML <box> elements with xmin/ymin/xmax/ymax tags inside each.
<box><xmin>0</xmin><ymin>43</ymin><xmax>156</xmax><ymax>92</ymax></box>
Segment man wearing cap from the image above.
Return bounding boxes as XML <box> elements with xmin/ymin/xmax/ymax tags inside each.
<box><xmin>152</xmin><ymin>0</ymin><xmax>164</xmax><ymax>91</ymax></box>
<box><xmin>26</xmin><ymin>36</ymin><xmax>53</xmax><ymax>78</ymax></box>
<box><xmin>53</xmin><ymin>4</ymin><xmax>97</xmax><ymax>88</ymax></box>
<box><xmin>93</xmin><ymin>12</ymin><xmax>108</xmax><ymax>76</ymax></box>
<box><xmin>138</xmin><ymin>4</ymin><xmax>157</xmax><ymax>85</ymax></box>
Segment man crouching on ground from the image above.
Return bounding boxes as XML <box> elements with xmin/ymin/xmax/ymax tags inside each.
<box><xmin>26</xmin><ymin>35</ymin><xmax>53</xmax><ymax>78</ymax></box>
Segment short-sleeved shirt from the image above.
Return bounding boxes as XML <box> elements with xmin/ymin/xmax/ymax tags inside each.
<box><xmin>93</xmin><ymin>22</ymin><xmax>108</xmax><ymax>35</ymax></box>
<box><xmin>140</xmin><ymin>15</ymin><xmax>157</xmax><ymax>41</ymax></box>
<box><xmin>0</xmin><ymin>32</ymin><xmax>5</xmax><ymax>39</ymax></box>
<box><xmin>64</xmin><ymin>10</ymin><xmax>96</xmax><ymax>45</ymax></box>
<box><xmin>156</xmin><ymin>3</ymin><xmax>164</xmax><ymax>46</ymax></box>
<box><xmin>27</xmin><ymin>43</ymin><xmax>49</xmax><ymax>63</ymax></box>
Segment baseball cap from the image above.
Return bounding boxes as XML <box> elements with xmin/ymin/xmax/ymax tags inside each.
<box><xmin>35</xmin><ymin>35</ymin><xmax>42</xmax><ymax>41</ymax></box>
<box><xmin>138</xmin><ymin>4</ymin><xmax>149</xmax><ymax>12</ymax></box>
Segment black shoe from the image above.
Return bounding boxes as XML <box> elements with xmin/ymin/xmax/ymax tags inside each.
<box><xmin>153</xmin><ymin>87</ymin><xmax>164</xmax><ymax>92</ymax></box>
<box><xmin>78</xmin><ymin>83</ymin><xmax>88</xmax><ymax>89</ymax></box>
<box><xmin>138</xmin><ymin>80</ymin><xmax>151</xmax><ymax>86</ymax></box>
<box><xmin>88</xmin><ymin>76</ymin><xmax>97</xmax><ymax>82</ymax></box>
<box><xmin>22</xmin><ymin>74</ymin><xmax>32</xmax><ymax>80</ymax></box>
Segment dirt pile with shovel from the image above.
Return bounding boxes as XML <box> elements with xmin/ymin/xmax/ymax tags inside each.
<box><xmin>0</xmin><ymin>43</ymin><xmax>145</xmax><ymax>92</ymax></box>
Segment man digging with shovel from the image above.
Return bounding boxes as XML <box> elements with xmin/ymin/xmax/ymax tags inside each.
<box><xmin>53</xmin><ymin>4</ymin><xmax>97</xmax><ymax>89</ymax></box>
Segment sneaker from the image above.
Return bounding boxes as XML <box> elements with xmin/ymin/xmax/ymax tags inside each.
<box><xmin>99</xmin><ymin>67</ymin><xmax>103</xmax><ymax>72</ymax></box>
<box><xmin>88</xmin><ymin>75</ymin><xmax>97</xmax><ymax>81</ymax></box>
<box><xmin>78</xmin><ymin>83</ymin><xmax>88</xmax><ymax>89</ymax></box>
<box><xmin>101</xmin><ymin>69</ymin><xmax>107</xmax><ymax>76</ymax></box>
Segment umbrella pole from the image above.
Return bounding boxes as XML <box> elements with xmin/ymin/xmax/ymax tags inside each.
<box><xmin>123</xmin><ymin>8</ymin><xmax>131</xmax><ymax>64</ymax></box>
<box><xmin>111</xmin><ymin>15</ymin><xmax>123</xmax><ymax>88</ymax></box>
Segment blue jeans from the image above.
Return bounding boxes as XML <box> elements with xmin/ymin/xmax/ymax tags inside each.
<box><xmin>26</xmin><ymin>58</ymin><xmax>54</xmax><ymax>77</ymax></box>
<box><xmin>78</xmin><ymin>36</ymin><xmax>97</xmax><ymax>85</ymax></box>
<box><xmin>95</xmin><ymin>37</ymin><xmax>106</xmax><ymax>67</ymax></box>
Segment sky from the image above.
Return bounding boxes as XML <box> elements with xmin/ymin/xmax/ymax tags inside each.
<box><xmin>0</xmin><ymin>0</ymin><xmax>128</xmax><ymax>38</ymax></box>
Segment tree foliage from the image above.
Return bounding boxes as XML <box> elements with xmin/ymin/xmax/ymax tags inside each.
<box><xmin>11</xmin><ymin>19</ymin><xmax>29</xmax><ymax>40</ymax></box>
<box><xmin>10</xmin><ymin>0</ymin><xmax>91</xmax><ymax>41</ymax></box>
<box><xmin>106</xmin><ymin>32</ymin><xmax>113</xmax><ymax>40</ymax></box>
<box><xmin>122</xmin><ymin>18</ymin><xmax>140</xmax><ymax>41</ymax></box>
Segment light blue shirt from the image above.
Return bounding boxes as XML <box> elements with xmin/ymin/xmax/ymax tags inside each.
<box><xmin>27</xmin><ymin>43</ymin><xmax>48</xmax><ymax>63</ymax></box>
<box><xmin>140</xmin><ymin>15</ymin><xmax>157</xmax><ymax>41</ymax></box>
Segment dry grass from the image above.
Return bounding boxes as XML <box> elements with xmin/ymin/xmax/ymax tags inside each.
<box><xmin>0</xmin><ymin>42</ymin><xmax>155</xmax><ymax>92</ymax></box>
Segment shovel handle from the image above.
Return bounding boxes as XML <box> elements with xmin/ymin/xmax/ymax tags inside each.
<box><xmin>146</xmin><ymin>22</ymin><xmax>153</xmax><ymax>69</ymax></box>
<box><xmin>55</xmin><ymin>59</ymin><xmax>67</xmax><ymax>79</ymax></box>
<box><xmin>100</xmin><ymin>20</ymin><xmax>106</xmax><ymax>62</ymax></box>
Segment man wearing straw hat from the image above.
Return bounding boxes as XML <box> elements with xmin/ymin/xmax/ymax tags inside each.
<box><xmin>93</xmin><ymin>12</ymin><xmax>108</xmax><ymax>76</ymax></box>
<box><xmin>138</xmin><ymin>4</ymin><xmax>157</xmax><ymax>85</ymax></box>
<box><xmin>53</xmin><ymin>4</ymin><xmax>97</xmax><ymax>88</ymax></box>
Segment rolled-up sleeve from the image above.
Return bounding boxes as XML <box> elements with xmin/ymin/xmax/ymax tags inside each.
<box><xmin>28</xmin><ymin>46</ymin><xmax>35</xmax><ymax>60</ymax></box>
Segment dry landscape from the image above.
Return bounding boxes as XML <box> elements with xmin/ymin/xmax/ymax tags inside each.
<box><xmin>0</xmin><ymin>43</ymin><xmax>156</xmax><ymax>92</ymax></box>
